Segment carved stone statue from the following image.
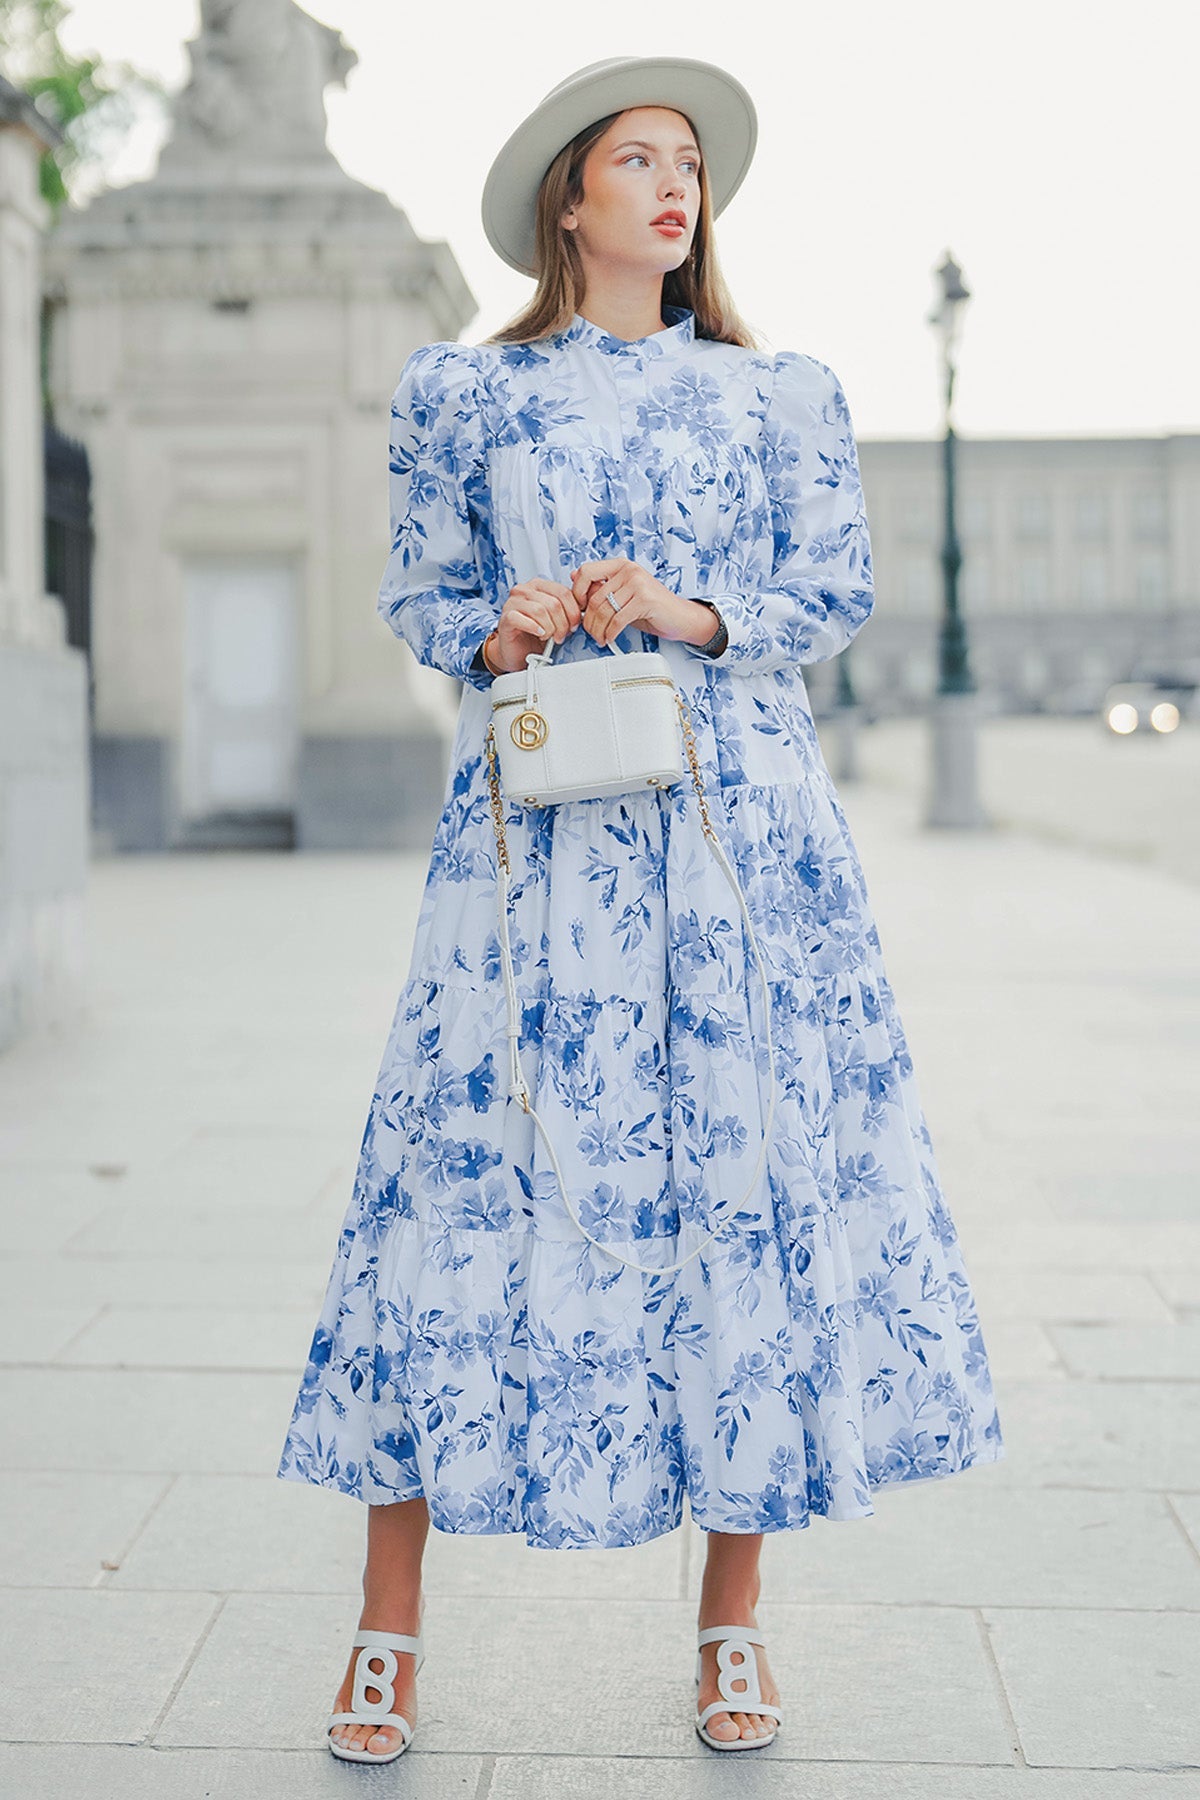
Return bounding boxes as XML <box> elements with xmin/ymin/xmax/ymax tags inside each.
<box><xmin>155</xmin><ymin>0</ymin><xmax>357</xmax><ymax>175</ymax></box>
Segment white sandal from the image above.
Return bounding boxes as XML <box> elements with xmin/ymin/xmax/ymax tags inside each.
<box><xmin>327</xmin><ymin>1624</ymin><xmax>425</xmax><ymax>1763</ymax></box>
<box><xmin>694</xmin><ymin>1624</ymin><xmax>783</xmax><ymax>1750</ymax></box>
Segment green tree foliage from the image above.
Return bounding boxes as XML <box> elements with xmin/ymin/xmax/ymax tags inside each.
<box><xmin>0</xmin><ymin>0</ymin><xmax>167</xmax><ymax>218</ymax></box>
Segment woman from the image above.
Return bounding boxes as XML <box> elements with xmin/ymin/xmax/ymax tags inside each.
<box><xmin>277</xmin><ymin>54</ymin><xmax>1005</xmax><ymax>1762</ymax></box>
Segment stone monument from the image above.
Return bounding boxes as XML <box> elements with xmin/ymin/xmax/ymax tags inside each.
<box><xmin>154</xmin><ymin>0</ymin><xmax>357</xmax><ymax>183</ymax></box>
<box><xmin>42</xmin><ymin>0</ymin><xmax>476</xmax><ymax>851</ymax></box>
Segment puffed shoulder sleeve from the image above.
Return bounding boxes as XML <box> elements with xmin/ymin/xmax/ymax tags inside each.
<box><xmin>376</xmin><ymin>341</ymin><xmax>498</xmax><ymax>692</ymax></box>
<box><xmin>683</xmin><ymin>351</ymin><xmax>874</xmax><ymax>674</ymax></box>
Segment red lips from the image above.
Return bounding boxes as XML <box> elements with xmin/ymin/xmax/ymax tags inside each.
<box><xmin>651</xmin><ymin>210</ymin><xmax>686</xmax><ymax>227</ymax></box>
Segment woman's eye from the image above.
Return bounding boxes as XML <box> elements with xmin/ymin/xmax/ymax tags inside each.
<box><xmin>622</xmin><ymin>154</ymin><xmax>700</xmax><ymax>174</ymax></box>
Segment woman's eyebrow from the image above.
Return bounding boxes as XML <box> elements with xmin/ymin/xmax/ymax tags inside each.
<box><xmin>611</xmin><ymin>138</ymin><xmax>702</xmax><ymax>157</ymax></box>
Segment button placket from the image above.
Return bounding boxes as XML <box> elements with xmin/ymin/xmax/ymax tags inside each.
<box><xmin>611</xmin><ymin>346</ymin><xmax>655</xmax><ymax>651</ymax></box>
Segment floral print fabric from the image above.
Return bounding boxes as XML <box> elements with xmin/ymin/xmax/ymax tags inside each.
<box><xmin>275</xmin><ymin>303</ymin><xmax>1004</xmax><ymax>1547</ymax></box>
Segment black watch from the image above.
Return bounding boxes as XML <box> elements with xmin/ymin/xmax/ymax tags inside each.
<box><xmin>695</xmin><ymin>601</ymin><xmax>728</xmax><ymax>658</ymax></box>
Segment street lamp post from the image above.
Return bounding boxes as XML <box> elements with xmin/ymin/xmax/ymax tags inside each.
<box><xmin>923</xmin><ymin>251</ymin><xmax>990</xmax><ymax>829</ymax></box>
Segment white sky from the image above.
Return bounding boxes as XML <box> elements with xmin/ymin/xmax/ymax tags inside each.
<box><xmin>60</xmin><ymin>0</ymin><xmax>1198</xmax><ymax>440</ymax></box>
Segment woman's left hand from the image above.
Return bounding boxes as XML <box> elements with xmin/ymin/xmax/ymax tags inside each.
<box><xmin>570</xmin><ymin>557</ymin><xmax>713</xmax><ymax>650</ymax></box>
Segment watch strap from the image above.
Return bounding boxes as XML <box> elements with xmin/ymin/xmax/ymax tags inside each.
<box><xmin>695</xmin><ymin>601</ymin><xmax>728</xmax><ymax>658</ymax></box>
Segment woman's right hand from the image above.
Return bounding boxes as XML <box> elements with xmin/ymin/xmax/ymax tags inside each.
<box><xmin>485</xmin><ymin>578</ymin><xmax>582</xmax><ymax>673</ymax></box>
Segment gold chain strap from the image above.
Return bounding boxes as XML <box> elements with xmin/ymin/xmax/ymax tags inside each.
<box><xmin>672</xmin><ymin>688</ymin><xmax>717</xmax><ymax>841</ymax></box>
<box><xmin>484</xmin><ymin>718</ymin><xmax>511</xmax><ymax>875</ymax></box>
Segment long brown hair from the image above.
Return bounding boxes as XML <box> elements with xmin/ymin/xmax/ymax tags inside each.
<box><xmin>480</xmin><ymin>109</ymin><xmax>762</xmax><ymax>349</ymax></box>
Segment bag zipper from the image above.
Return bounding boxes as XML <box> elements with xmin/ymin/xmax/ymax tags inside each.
<box><xmin>491</xmin><ymin>675</ymin><xmax>674</xmax><ymax>709</ymax></box>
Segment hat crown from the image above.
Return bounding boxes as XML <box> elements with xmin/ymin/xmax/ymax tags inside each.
<box><xmin>539</xmin><ymin>57</ymin><xmax>647</xmax><ymax>107</ymax></box>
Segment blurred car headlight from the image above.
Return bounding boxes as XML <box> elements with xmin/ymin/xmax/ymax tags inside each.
<box><xmin>1106</xmin><ymin>703</ymin><xmax>1139</xmax><ymax>734</ymax></box>
<box><xmin>1149</xmin><ymin>701</ymin><xmax>1180</xmax><ymax>733</ymax></box>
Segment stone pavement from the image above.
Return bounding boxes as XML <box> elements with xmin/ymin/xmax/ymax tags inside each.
<box><xmin>0</xmin><ymin>755</ymin><xmax>1197</xmax><ymax>1797</ymax></box>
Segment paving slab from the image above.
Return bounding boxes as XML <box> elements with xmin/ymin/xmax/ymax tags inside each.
<box><xmin>1149</xmin><ymin>1267</ymin><xmax>1200</xmax><ymax>1316</ymax></box>
<box><xmin>0</xmin><ymin>1193</ymin><xmax>121</xmax><ymax>1257</ymax></box>
<box><xmin>976</xmin><ymin>1379</ymin><xmax>1200</xmax><ymax>1491</ymax></box>
<box><xmin>0</xmin><ymin>1163</ymin><xmax>139</xmax><ymax>1204</ymax></box>
<box><xmin>952</xmin><ymin>1219</ymin><xmax>1200</xmax><ymax>1272</ymax></box>
<box><xmin>0</xmin><ymin>1470</ymin><xmax>170</xmax><ymax>1587</ymax></box>
<box><xmin>1165</xmin><ymin>1494</ymin><xmax>1200</xmax><ymax>1561</ymax></box>
<box><xmin>967</xmin><ymin>1266</ymin><xmax>1175</xmax><ymax>1326</ymax></box>
<box><xmin>0</xmin><ymin>1107</ymin><xmax>198</xmax><ymax>1167</ymax></box>
<box><xmin>0</xmin><ymin>1588</ymin><xmax>218</xmax><ymax>1743</ymax></box>
<box><xmin>942</xmin><ymin>1132</ymin><xmax>1200</xmax><ymax>1226</ymax></box>
<box><xmin>0</xmin><ymin>1743</ymin><xmax>485</xmax><ymax>1798</ymax></box>
<box><xmin>58</xmin><ymin>1198</ymin><xmax>340</xmax><ymax>1262</ymax></box>
<box><xmin>0</xmin><ymin>1301</ymin><xmax>103</xmax><ymax>1361</ymax></box>
<box><xmin>979</xmin><ymin>1319</ymin><xmax>1068</xmax><ymax>1379</ymax></box>
<box><xmin>1045</xmin><ymin>1322</ymin><xmax>1200</xmax><ymax>1381</ymax></box>
<box><xmin>60</xmin><ymin>1126</ymin><xmax>352</xmax><ymax>1214</ymax></box>
<box><xmin>45</xmin><ymin>1303</ymin><xmax>334</xmax><ymax>1372</ymax></box>
<box><xmin>105</xmin><ymin>1475</ymin><xmax>369</xmax><ymax>1595</ymax></box>
<box><xmin>0</xmin><ymin>1368</ymin><xmax>300</xmax><ymax>1474</ymax></box>
<box><xmin>1045</xmin><ymin>1172</ymin><xmax>1200</xmax><ymax>1227</ymax></box>
<box><xmin>981</xmin><ymin>1607</ymin><xmax>1200</xmax><ymax>1769</ymax></box>
<box><xmin>0</xmin><ymin>1253</ymin><xmax>325</xmax><ymax>1311</ymax></box>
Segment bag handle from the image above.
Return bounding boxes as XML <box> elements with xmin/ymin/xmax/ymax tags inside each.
<box><xmin>520</xmin><ymin>626</ymin><xmax>630</xmax><ymax>709</ymax></box>
<box><xmin>484</xmin><ymin>687</ymin><xmax>778</xmax><ymax>1277</ymax></box>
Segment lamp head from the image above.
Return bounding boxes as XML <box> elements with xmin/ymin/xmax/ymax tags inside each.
<box><xmin>927</xmin><ymin>248</ymin><xmax>971</xmax><ymax>362</ymax></box>
<box><xmin>936</xmin><ymin>251</ymin><xmax>970</xmax><ymax>306</ymax></box>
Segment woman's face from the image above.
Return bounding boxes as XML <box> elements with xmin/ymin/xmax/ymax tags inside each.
<box><xmin>564</xmin><ymin>105</ymin><xmax>702</xmax><ymax>275</ymax></box>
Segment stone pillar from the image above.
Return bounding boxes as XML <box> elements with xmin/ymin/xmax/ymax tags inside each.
<box><xmin>0</xmin><ymin>78</ymin><xmax>89</xmax><ymax>1051</ymax></box>
<box><xmin>41</xmin><ymin>0</ymin><xmax>476</xmax><ymax>852</ymax></box>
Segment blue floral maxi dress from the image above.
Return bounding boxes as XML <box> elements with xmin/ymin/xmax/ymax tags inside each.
<box><xmin>275</xmin><ymin>303</ymin><xmax>1005</xmax><ymax>1548</ymax></box>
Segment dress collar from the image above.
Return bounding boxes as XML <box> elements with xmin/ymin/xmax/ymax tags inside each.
<box><xmin>557</xmin><ymin>302</ymin><xmax>696</xmax><ymax>358</ymax></box>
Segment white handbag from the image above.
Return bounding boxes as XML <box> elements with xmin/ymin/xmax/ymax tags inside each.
<box><xmin>485</xmin><ymin>634</ymin><xmax>683</xmax><ymax>805</ymax></box>
<box><xmin>483</xmin><ymin>635</ymin><xmax>778</xmax><ymax>1277</ymax></box>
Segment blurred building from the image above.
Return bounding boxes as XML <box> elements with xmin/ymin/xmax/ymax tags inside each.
<box><xmin>808</xmin><ymin>434</ymin><xmax>1200</xmax><ymax>717</ymax></box>
<box><xmin>40</xmin><ymin>0</ymin><xmax>474</xmax><ymax>853</ymax></box>
<box><xmin>0</xmin><ymin>78</ymin><xmax>89</xmax><ymax>1051</ymax></box>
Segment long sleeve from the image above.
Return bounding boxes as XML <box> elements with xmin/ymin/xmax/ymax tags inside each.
<box><xmin>376</xmin><ymin>341</ymin><xmax>498</xmax><ymax>693</ymax></box>
<box><xmin>681</xmin><ymin>351</ymin><xmax>874</xmax><ymax>675</ymax></box>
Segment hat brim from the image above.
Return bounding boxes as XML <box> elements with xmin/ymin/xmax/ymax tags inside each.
<box><xmin>480</xmin><ymin>56</ymin><xmax>757</xmax><ymax>278</ymax></box>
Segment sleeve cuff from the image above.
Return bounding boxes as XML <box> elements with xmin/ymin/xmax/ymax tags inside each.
<box><xmin>460</xmin><ymin>621</ymin><xmax>498</xmax><ymax>690</ymax></box>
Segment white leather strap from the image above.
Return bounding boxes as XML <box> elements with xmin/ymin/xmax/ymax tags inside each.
<box><xmin>697</xmin><ymin>1625</ymin><xmax>766</xmax><ymax>1649</ymax></box>
<box><xmin>697</xmin><ymin>1697</ymin><xmax>784</xmax><ymax>1729</ymax></box>
<box><xmin>328</xmin><ymin>1707</ymin><xmax>414</xmax><ymax>1742</ymax></box>
<box><xmin>352</xmin><ymin>1628</ymin><xmax>422</xmax><ymax>1657</ymax></box>
<box><xmin>493</xmin><ymin>759</ymin><xmax>778</xmax><ymax>1277</ymax></box>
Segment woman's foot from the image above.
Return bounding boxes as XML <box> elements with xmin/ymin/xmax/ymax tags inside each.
<box><xmin>328</xmin><ymin>1602</ymin><xmax>422</xmax><ymax>1758</ymax></box>
<box><xmin>697</xmin><ymin>1575</ymin><xmax>781</xmax><ymax>1743</ymax></box>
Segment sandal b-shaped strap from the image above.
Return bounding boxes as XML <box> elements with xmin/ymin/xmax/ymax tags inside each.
<box><xmin>695</xmin><ymin>1627</ymin><xmax>784</xmax><ymax>1729</ymax></box>
<box><xmin>328</xmin><ymin>1629</ymin><xmax>425</xmax><ymax>1741</ymax></box>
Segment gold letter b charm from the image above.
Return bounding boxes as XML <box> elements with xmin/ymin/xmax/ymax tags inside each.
<box><xmin>511</xmin><ymin>708</ymin><xmax>548</xmax><ymax>749</ymax></box>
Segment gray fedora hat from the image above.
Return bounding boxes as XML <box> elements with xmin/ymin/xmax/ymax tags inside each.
<box><xmin>481</xmin><ymin>56</ymin><xmax>757</xmax><ymax>278</ymax></box>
